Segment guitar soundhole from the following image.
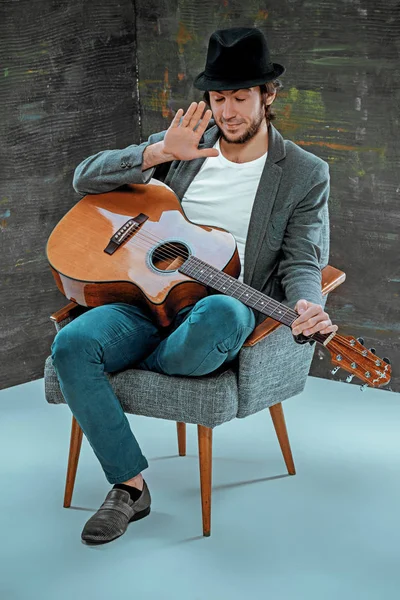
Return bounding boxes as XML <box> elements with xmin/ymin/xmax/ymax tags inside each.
<box><xmin>150</xmin><ymin>241</ymin><xmax>190</xmax><ymax>272</ymax></box>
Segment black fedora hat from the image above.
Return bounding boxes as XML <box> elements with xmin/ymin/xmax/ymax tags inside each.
<box><xmin>194</xmin><ymin>27</ymin><xmax>285</xmax><ymax>91</ymax></box>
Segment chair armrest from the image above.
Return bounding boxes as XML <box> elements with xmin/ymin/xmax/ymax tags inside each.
<box><xmin>320</xmin><ymin>265</ymin><xmax>346</xmax><ymax>295</ymax></box>
<box><xmin>243</xmin><ymin>264</ymin><xmax>346</xmax><ymax>347</ymax></box>
<box><xmin>50</xmin><ymin>301</ymin><xmax>90</xmax><ymax>332</ymax></box>
<box><xmin>50</xmin><ymin>301</ymin><xmax>80</xmax><ymax>323</ymax></box>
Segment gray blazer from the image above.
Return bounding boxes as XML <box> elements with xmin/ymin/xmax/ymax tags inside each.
<box><xmin>73</xmin><ymin>123</ymin><xmax>330</xmax><ymax>326</ymax></box>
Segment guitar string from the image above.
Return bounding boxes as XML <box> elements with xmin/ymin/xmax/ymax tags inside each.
<box><xmin>115</xmin><ymin>229</ymin><xmax>302</xmax><ymax>325</ymax></box>
<box><xmin>114</xmin><ymin>227</ymin><xmax>310</xmax><ymax>326</ymax></box>
<box><xmin>106</xmin><ymin>225</ymin><xmax>384</xmax><ymax>356</ymax></box>
<box><xmin>112</xmin><ymin>228</ymin><xmax>297</xmax><ymax>320</ymax></box>
<box><xmin>118</xmin><ymin>224</ymin><xmax>375</xmax><ymax>374</ymax></box>
<box><xmin>131</xmin><ymin>226</ymin><xmax>373</xmax><ymax>358</ymax></box>
<box><xmin>110</xmin><ymin>229</ymin><xmax>363</xmax><ymax>351</ymax></box>
<box><xmin>109</xmin><ymin>228</ymin><xmax>382</xmax><ymax>361</ymax></box>
<box><xmin>106</xmin><ymin>228</ymin><xmax>361</xmax><ymax>350</ymax></box>
<box><xmin>116</xmin><ymin>227</ymin><xmax>325</xmax><ymax>333</ymax></box>
<box><xmin>121</xmin><ymin>232</ymin><xmax>374</xmax><ymax>354</ymax></box>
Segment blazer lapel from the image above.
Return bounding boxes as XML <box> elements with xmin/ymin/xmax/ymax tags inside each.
<box><xmin>244</xmin><ymin>123</ymin><xmax>285</xmax><ymax>285</ymax></box>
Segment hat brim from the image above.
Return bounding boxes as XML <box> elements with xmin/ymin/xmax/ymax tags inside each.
<box><xmin>193</xmin><ymin>63</ymin><xmax>285</xmax><ymax>91</ymax></box>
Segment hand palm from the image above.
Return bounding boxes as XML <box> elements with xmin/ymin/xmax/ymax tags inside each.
<box><xmin>163</xmin><ymin>101</ymin><xmax>219</xmax><ymax>161</ymax></box>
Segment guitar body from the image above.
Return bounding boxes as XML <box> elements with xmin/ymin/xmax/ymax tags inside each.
<box><xmin>46</xmin><ymin>180</ymin><xmax>240</xmax><ymax>327</ymax></box>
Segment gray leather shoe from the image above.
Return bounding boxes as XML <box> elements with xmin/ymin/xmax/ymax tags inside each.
<box><xmin>81</xmin><ymin>481</ymin><xmax>151</xmax><ymax>545</ymax></box>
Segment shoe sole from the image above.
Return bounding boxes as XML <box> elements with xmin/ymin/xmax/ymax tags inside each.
<box><xmin>129</xmin><ymin>505</ymin><xmax>151</xmax><ymax>523</ymax></box>
<box><xmin>82</xmin><ymin>506</ymin><xmax>151</xmax><ymax>546</ymax></box>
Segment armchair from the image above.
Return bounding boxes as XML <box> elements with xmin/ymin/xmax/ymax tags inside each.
<box><xmin>44</xmin><ymin>265</ymin><xmax>345</xmax><ymax>536</ymax></box>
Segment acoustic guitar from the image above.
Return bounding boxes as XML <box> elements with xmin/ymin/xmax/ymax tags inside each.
<box><xmin>46</xmin><ymin>180</ymin><xmax>391</xmax><ymax>389</ymax></box>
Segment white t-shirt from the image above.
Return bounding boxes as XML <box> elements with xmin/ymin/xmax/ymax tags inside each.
<box><xmin>181</xmin><ymin>138</ymin><xmax>268</xmax><ymax>282</ymax></box>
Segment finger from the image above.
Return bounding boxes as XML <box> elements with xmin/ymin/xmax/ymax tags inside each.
<box><xmin>292</xmin><ymin>309</ymin><xmax>325</xmax><ymax>335</ymax></box>
<box><xmin>295</xmin><ymin>299</ymin><xmax>309</xmax><ymax>314</ymax></box>
<box><xmin>181</xmin><ymin>102</ymin><xmax>198</xmax><ymax>126</ymax></box>
<box><xmin>194</xmin><ymin>108</ymin><xmax>213</xmax><ymax>138</ymax></box>
<box><xmin>188</xmin><ymin>101</ymin><xmax>206</xmax><ymax>128</ymax></box>
<box><xmin>303</xmin><ymin>320</ymin><xmax>335</xmax><ymax>336</ymax></box>
<box><xmin>301</xmin><ymin>311</ymin><xmax>329</xmax><ymax>330</ymax></box>
<box><xmin>292</xmin><ymin>305</ymin><xmax>321</xmax><ymax>328</ymax></box>
<box><xmin>197</xmin><ymin>148</ymin><xmax>219</xmax><ymax>158</ymax></box>
<box><xmin>170</xmin><ymin>108</ymin><xmax>184</xmax><ymax>128</ymax></box>
<box><xmin>319</xmin><ymin>324</ymin><xmax>339</xmax><ymax>335</ymax></box>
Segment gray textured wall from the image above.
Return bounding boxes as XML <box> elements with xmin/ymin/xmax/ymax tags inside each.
<box><xmin>1</xmin><ymin>0</ymin><xmax>399</xmax><ymax>392</ymax></box>
<box><xmin>0</xmin><ymin>0</ymin><xmax>139</xmax><ymax>387</ymax></box>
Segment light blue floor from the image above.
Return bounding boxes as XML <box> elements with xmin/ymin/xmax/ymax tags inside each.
<box><xmin>0</xmin><ymin>375</ymin><xmax>399</xmax><ymax>600</ymax></box>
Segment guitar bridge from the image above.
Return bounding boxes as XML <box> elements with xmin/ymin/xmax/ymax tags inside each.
<box><xmin>104</xmin><ymin>213</ymin><xmax>148</xmax><ymax>255</ymax></box>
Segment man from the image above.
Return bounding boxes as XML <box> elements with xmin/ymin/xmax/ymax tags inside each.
<box><xmin>52</xmin><ymin>27</ymin><xmax>338</xmax><ymax>545</ymax></box>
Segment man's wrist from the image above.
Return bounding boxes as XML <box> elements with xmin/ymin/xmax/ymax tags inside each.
<box><xmin>142</xmin><ymin>141</ymin><xmax>175</xmax><ymax>171</ymax></box>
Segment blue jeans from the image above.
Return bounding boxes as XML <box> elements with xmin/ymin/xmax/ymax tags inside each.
<box><xmin>51</xmin><ymin>294</ymin><xmax>255</xmax><ymax>484</ymax></box>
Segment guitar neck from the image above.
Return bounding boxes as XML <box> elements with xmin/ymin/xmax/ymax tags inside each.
<box><xmin>179</xmin><ymin>256</ymin><xmax>311</xmax><ymax>330</ymax></box>
<box><xmin>179</xmin><ymin>256</ymin><xmax>332</xmax><ymax>346</ymax></box>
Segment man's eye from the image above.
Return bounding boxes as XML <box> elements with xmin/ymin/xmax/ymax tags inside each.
<box><xmin>235</xmin><ymin>98</ymin><xmax>245</xmax><ymax>102</ymax></box>
<box><xmin>214</xmin><ymin>98</ymin><xmax>223</xmax><ymax>103</ymax></box>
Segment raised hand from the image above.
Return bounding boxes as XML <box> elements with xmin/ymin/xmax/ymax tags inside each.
<box><xmin>162</xmin><ymin>101</ymin><xmax>220</xmax><ymax>161</ymax></box>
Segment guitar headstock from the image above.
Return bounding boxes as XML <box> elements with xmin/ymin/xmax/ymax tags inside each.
<box><xmin>325</xmin><ymin>335</ymin><xmax>391</xmax><ymax>388</ymax></box>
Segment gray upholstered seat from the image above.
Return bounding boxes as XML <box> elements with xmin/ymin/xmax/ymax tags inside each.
<box><xmin>44</xmin><ymin>319</ymin><xmax>314</xmax><ymax>429</ymax></box>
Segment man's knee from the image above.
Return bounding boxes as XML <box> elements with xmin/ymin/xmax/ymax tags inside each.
<box><xmin>51</xmin><ymin>323</ymin><xmax>100</xmax><ymax>367</ymax></box>
<box><xmin>191</xmin><ymin>294</ymin><xmax>255</xmax><ymax>332</ymax></box>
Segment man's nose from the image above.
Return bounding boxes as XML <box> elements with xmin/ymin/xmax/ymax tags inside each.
<box><xmin>222</xmin><ymin>100</ymin><xmax>236</xmax><ymax>120</ymax></box>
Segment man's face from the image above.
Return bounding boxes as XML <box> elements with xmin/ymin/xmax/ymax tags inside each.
<box><xmin>209</xmin><ymin>87</ymin><xmax>274</xmax><ymax>144</ymax></box>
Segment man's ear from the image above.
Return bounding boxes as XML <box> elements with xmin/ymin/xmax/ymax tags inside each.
<box><xmin>266</xmin><ymin>91</ymin><xmax>276</xmax><ymax>105</ymax></box>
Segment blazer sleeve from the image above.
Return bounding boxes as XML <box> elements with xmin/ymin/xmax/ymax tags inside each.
<box><xmin>277</xmin><ymin>160</ymin><xmax>330</xmax><ymax>309</ymax></box>
<box><xmin>72</xmin><ymin>130</ymin><xmax>168</xmax><ymax>195</ymax></box>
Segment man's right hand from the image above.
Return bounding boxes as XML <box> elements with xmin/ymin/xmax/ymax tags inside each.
<box><xmin>142</xmin><ymin>101</ymin><xmax>219</xmax><ymax>171</ymax></box>
<box><xmin>162</xmin><ymin>101</ymin><xmax>220</xmax><ymax>161</ymax></box>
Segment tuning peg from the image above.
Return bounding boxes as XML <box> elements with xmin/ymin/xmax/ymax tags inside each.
<box><xmin>369</xmin><ymin>348</ymin><xmax>376</xmax><ymax>355</ymax></box>
<box><xmin>346</xmin><ymin>374</ymin><xmax>354</xmax><ymax>383</ymax></box>
<box><xmin>331</xmin><ymin>366</ymin><xmax>340</xmax><ymax>375</ymax></box>
<box><xmin>383</xmin><ymin>357</ymin><xmax>391</xmax><ymax>365</ymax></box>
<box><xmin>360</xmin><ymin>383</ymin><xmax>369</xmax><ymax>392</ymax></box>
<box><xmin>356</xmin><ymin>337</ymin><xmax>364</xmax><ymax>345</ymax></box>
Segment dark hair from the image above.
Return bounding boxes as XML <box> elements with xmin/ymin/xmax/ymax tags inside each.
<box><xmin>203</xmin><ymin>79</ymin><xmax>283</xmax><ymax>124</ymax></box>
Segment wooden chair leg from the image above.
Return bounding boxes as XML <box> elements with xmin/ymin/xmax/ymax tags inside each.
<box><xmin>197</xmin><ymin>424</ymin><xmax>212</xmax><ymax>537</ymax></box>
<box><xmin>269</xmin><ymin>403</ymin><xmax>296</xmax><ymax>475</ymax></box>
<box><xmin>177</xmin><ymin>422</ymin><xmax>186</xmax><ymax>456</ymax></box>
<box><xmin>63</xmin><ymin>415</ymin><xmax>83</xmax><ymax>508</ymax></box>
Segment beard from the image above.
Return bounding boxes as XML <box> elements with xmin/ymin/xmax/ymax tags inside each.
<box><xmin>217</xmin><ymin>107</ymin><xmax>265</xmax><ymax>144</ymax></box>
